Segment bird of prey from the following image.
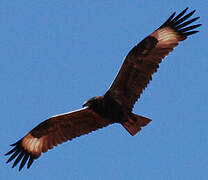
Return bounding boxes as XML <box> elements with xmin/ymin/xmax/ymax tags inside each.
<box><xmin>5</xmin><ymin>8</ymin><xmax>201</xmax><ymax>171</ymax></box>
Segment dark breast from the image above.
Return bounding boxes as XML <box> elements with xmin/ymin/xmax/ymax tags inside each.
<box><xmin>92</xmin><ymin>92</ymin><xmax>126</xmax><ymax>123</ymax></box>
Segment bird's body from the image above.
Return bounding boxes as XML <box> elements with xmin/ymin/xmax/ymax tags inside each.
<box><xmin>83</xmin><ymin>93</ymin><xmax>126</xmax><ymax>123</ymax></box>
<box><xmin>6</xmin><ymin>8</ymin><xmax>201</xmax><ymax>171</ymax></box>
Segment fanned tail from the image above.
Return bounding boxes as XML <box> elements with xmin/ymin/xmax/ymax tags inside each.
<box><xmin>122</xmin><ymin>113</ymin><xmax>151</xmax><ymax>136</ymax></box>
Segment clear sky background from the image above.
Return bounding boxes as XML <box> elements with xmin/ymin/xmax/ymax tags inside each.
<box><xmin>1</xmin><ymin>1</ymin><xmax>207</xmax><ymax>179</ymax></box>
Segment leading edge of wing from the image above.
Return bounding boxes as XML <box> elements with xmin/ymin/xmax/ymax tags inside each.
<box><xmin>51</xmin><ymin>107</ymin><xmax>88</xmax><ymax>118</ymax></box>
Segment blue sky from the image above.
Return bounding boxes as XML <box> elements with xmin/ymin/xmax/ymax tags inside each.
<box><xmin>1</xmin><ymin>1</ymin><xmax>207</xmax><ymax>179</ymax></box>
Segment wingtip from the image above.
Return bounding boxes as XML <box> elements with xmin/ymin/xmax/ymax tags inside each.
<box><xmin>191</xmin><ymin>9</ymin><xmax>196</xmax><ymax>13</ymax></box>
<box><xmin>10</xmin><ymin>140</ymin><xmax>21</xmax><ymax>146</ymax></box>
<box><xmin>183</xmin><ymin>7</ymin><xmax>189</xmax><ymax>13</ymax></box>
<box><xmin>171</xmin><ymin>11</ymin><xmax>176</xmax><ymax>17</ymax></box>
<box><xmin>183</xmin><ymin>30</ymin><xmax>199</xmax><ymax>36</ymax></box>
<box><xmin>5</xmin><ymin>152</ymin><xmax>10</xmax><ymax>156</ymax></box>
<box><xmin>18</xmin><ymin>168</ymin><xmax>23</xmax><ymax>172</ymax></box>
<box><xmin>161</xmin><ymin>8</ymin><xmax>201</xmax><ymax>39</ymax></box>
<box><xmin>189</xmin><ymin>9</ymin><xmax>196</xmax><ymax>16</ymax></box>
<box><xmin>27</xmin><ymin>155</ymin><xmax>35</xmax><ymax>169</ymax></box>
<box><xmin>6</xmin><ymin>139</ymin><xmax>34</xmax><ymax>171</ymax></box>
<box><xmin>10</xmin><ymin>143</ymin><xmax>17</xmax><ymax>146</ymax></box>
<box><xmin>6</xmin><ymin>159</ymin><xmax>11</xmax><ymax>164</ymax></box>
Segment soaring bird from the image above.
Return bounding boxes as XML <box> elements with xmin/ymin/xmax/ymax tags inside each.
<box><xmin>6</xmin><ymin>8</ymin><xmax>201</xmax><ymax>171</ymax></box>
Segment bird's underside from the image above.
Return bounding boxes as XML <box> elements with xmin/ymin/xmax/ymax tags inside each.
<box><xmin>5</xmin><ymin>8</ymin><xmax>201</xmax><ymax>171</ymax></box>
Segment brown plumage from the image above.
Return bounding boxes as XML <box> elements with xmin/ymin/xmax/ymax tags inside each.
<box><xmin>6</xmin><ymin>8</ymin><xmax>201</xmax><ymax>171</ymax></box>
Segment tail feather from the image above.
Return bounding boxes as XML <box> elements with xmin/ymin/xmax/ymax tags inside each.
<box><xmin>122</xmin><ymin>113</ymin><xmax>151</xmax><ymax>136</ymax></box>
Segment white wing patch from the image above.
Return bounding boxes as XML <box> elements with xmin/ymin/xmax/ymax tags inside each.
<box><xmin>22</xmin><ymin>134</ymin><xmax>43</xmax><ymax>156</ymax></box>
<box><xmin>151</xmin><ymin>27</ymin><xmax>179</xmax><ymax>47</ymax></box>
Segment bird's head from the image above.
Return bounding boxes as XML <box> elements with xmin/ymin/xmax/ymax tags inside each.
<box><xmin>82</xmin><ymin>96</ymin><xmax>104</xmax><ymax>108</ymax></box>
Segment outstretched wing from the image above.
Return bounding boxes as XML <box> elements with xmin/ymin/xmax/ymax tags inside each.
<box><xmin>5</xmin><ymin>108</ymin><xmax>111</xmax><ymax>171</ymax></box>
<box><xmin>108</xmin><ymin>8</ymin><xmax>201</xmax><ymax>112</ymax></box>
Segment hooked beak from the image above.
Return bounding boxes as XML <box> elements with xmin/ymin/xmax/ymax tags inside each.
<box><xmin>82</xmin><ymin>102</ymin><xmax>88</xmax><ymax>108</ymax></box>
